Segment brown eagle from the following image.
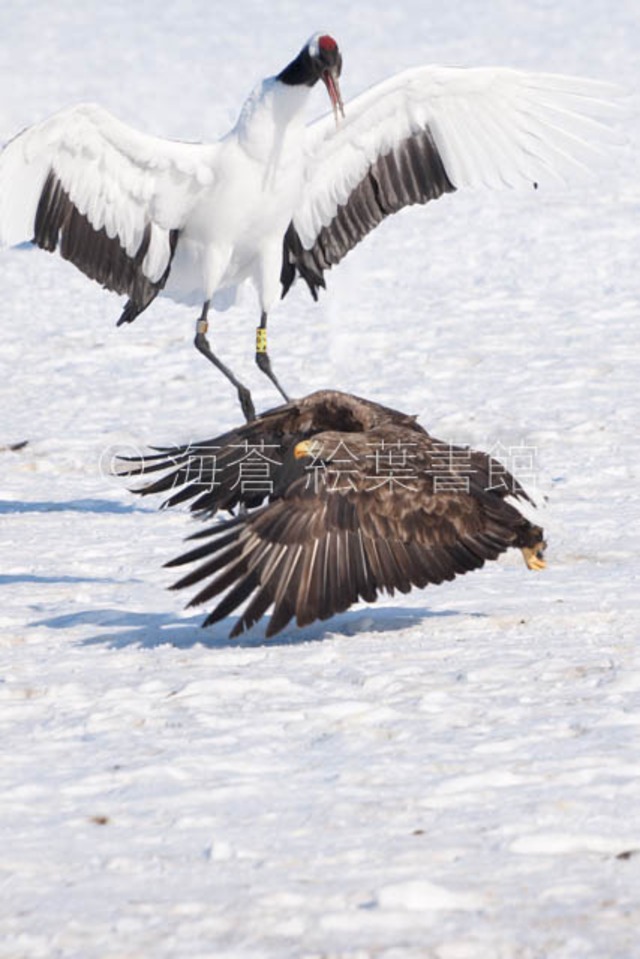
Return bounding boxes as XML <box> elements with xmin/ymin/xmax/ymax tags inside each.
<box><xmin>120</xmin><ymin>390</ymin><xmax>546</xmax><ymax>638</ymax></box>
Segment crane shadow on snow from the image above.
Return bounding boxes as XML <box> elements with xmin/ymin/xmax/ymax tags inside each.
<box><xmin>32</xmin><ymin>605</ymin><xmax>471</xmax><ymax>650</ymax></box>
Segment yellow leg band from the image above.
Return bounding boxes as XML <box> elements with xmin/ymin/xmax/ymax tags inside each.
<box><xmin>256</xmin><ymin>327</ymin><xmax>268</xmax><ymax>354</ymax></box>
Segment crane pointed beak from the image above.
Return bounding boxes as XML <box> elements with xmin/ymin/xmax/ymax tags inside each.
<box><xmin>322</xmin><ymin>68</ymin><xmax>344</xmax><ymax>126</ymax></box>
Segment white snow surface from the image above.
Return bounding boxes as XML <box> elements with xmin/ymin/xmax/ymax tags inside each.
<box><xmin>1</xmin><ymin>2</ymin><xmax>639</xmax><ymax>957</ymax></box>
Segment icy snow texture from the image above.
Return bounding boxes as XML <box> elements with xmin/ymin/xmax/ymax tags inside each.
<box><xmin>0</xmin><ymin>1</ymin><xmax>638</xmax><ymax>958</ymax></box>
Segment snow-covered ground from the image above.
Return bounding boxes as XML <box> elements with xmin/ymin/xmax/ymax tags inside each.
<box><xmin>1</xmin><ymin>2</ymin><xmax>639</xmax><ymax>956</ymax></box>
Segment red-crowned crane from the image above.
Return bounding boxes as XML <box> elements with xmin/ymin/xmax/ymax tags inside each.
<box><xmin>0</xmin><ymin>34</ymin><xmax>619</xmax><ymax>420</ymax></box>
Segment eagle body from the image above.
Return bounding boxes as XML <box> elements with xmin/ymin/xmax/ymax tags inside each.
<box><xmin>121</xmin><ymin>390</ymin><xmax>546</xmax><ymax>638</ymax></box>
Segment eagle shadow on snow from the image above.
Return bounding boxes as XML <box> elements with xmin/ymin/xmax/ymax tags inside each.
<box><xmin>0</xmin><ymin>497</ymin><xmax>151</xmax><ymax>515</ymax></box>
<box><xmin>29</xmin><ymin>604</ymin><xmax>473</xmax><ymax>650</ymax></box>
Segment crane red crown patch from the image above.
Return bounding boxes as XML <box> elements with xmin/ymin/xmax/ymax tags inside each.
<box><xmin>319</xmin><ymin>35</ymin><xmax>337</xmax><ymax>52</ymax></box>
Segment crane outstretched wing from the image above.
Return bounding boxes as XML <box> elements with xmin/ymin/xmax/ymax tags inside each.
<box><xmin>283</xmin><ymin>66</ymin><xmax>621</xmax><ymax>297</ymax></box>
<box><xmin>0</xmin><ymin>103</ymin><xmax>219</xmax><ymax>311</ymax></box>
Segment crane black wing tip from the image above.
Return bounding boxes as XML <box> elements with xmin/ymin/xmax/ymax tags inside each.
<box><xmin>116</xmin><ymin>300</ymin><xmax>142</xmax><ymax>325</ymax></box>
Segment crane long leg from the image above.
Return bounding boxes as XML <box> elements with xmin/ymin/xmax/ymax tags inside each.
<box><xmin>255</xmin><ymin>312</ymin><xmax>290</xmax><ymax>403</ymax></box>
<box><xmin>194</xmin><ymin>301</ymin><xmax>256</xmax><ymax>422</ymax></box>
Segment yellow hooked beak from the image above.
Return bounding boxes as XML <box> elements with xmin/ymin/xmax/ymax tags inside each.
<box><xmin>294</xmin><ymin>439</ymin><xmax>316</xmax><ymax>460</ymax></box>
